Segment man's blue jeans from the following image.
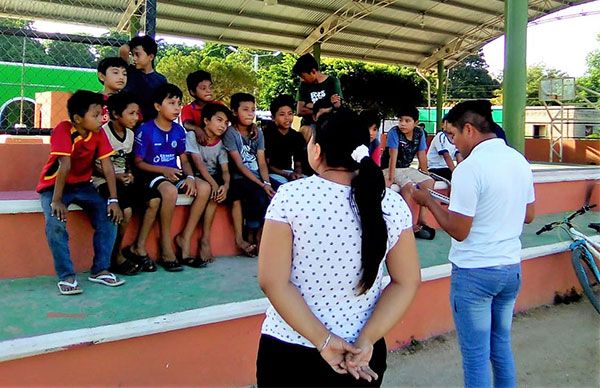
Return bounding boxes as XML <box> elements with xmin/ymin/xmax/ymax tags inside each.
<box><xmin>40</xmin><ymin>183</ymin><xmax>117</xmax><ymax>281</ymax></box>
<box><xmin>450</xmin><ymin>263</ymin><xmax>521</xmax><ymax>388</ymax></box>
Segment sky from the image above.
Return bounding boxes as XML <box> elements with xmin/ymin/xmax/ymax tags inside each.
<box><xmin>32</xmin><ymin>0</ymin><xmax>600</xmax><ymax>79</ymax></box>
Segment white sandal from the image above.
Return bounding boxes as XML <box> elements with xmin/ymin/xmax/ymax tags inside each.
<box><xmin>88</xmin><ymin>272</ymin><xmax>125</xmax><ymax>287</ymax></box>
<box><xmin>57</xmin><ymin>279</ymin><xmax>83</xmax><ymax>295</ymax></box>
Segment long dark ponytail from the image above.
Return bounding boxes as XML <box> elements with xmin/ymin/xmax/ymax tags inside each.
<box><xmin>313</xmin><ymin>109</ymin><xmax>388</xmax><ymax>294</ymax></box>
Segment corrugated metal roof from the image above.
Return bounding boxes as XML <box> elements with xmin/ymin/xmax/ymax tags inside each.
<box><xmin>0</xmin><ymin>0</ymin><xmax>594</xmax><ymax>69</ymax></box>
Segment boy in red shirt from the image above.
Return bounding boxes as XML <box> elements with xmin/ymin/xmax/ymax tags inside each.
<box><xmin>37</xmin><ymin>90</ymin><xmax>124</xmax><ymax>295</ymax></box>
<box><xmin>97</xmin><ymin>57</ymin><xmax>128</xmax><ymax>125</ymax></box>
<box><xmin>181</xmin><ymin>70</ymin><xmax>225</xmax><ymax>145</ymax></box>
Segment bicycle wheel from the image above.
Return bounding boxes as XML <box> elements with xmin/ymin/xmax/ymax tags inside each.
<box><xmin>572</xmin><ymin>246</ymin><xmax>600</xmax><ymax>314</ymax></box>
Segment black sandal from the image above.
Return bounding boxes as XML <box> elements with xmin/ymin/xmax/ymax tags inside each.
<box><xmin>180</xmin><ymin>257</ymin><xmax>208</xmax><ymax>268</ymax></box>
<box><xmin>110</xmin><ymin>258</ymin><xmax>141</xmax><ymax>276</ymax></box>
<box><xmin>122</xmin><ymin>246</ymin><xmax>157</xmax><ymax>272</ymax></box>
<box><xmin>157</xmin><ymin>258</ymin><xmax>183</xmax><ymax>272</ymax></box>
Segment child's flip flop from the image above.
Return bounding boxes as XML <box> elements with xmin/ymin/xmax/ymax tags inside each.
<box><xmin>57</xmin><ymin>279</ymin><xmax>83</xmax><ymax>295</ymax></box>
<box><xmin>88</xmin><ymin>273</ymin><xmax>125</xmax><ymax>287</ymax></box>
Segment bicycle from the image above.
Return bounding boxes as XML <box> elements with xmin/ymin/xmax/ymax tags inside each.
<box><xmin>536</xmin><ymin>204</ymin><xmax>600</xmax><ymax>314</ymax></box>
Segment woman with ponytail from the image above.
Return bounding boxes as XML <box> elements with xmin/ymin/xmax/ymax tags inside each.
<box><xmin>257</xmin><ymin>108</ymin><xmax>421</xmax><ymax>387</ymax></box>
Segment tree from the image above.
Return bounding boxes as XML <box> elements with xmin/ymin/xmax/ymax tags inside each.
<box><xmin>447</xmin><ymin>51</ymin><xmax>500</xmax><ymax>101</ymax></box>
<box><xmin>201</xmin><ymin>56</ymin><xmax>258</xmax><ymax>106</ymax></box>
<box><xmin>257</xmin><ymin>53</ymin><xmax>298</xmax><ymax>109</ymax></box>
<box><xmin>526</xmin><ymin>64</ymin><xmax>566</xmax><ymax>105</ymax></box>
<box><xmin>156</xmin><ymin>48</ymin><xmax>204</xmax><ymax>103</ymax></box>
<box><xmin>0</xmin><ymin>18</ymin><xmax>49</xmax><ymax>65</ymax></box>
<box><xmin>95</xmin><ymin>30</ymin><xmax>129</xmax><ymax>60</ymax></box>
<box><xmin>45</xmin><ymin>40</ymin><xmax>97</xmax><ymax>68</ymax></box>
<box><xmin>322</xmin><ymin>59</ymin><xmax>425</xmax><ymax>118</ymax></box>
<box><xmin>578</xmin><ymin>33</ymin><xmax>600</xmax><ymax>103</ymax></box>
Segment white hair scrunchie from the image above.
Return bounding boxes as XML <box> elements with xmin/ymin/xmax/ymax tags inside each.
<box><xmin>351</xmin><ymin>144</ymin><xmax>370</xmax><ymax>163</ymax></box>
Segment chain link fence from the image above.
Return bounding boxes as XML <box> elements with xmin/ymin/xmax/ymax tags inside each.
<box><xmin>0</xmin><ymin>0</ymin><xmax>150</xmax><ymax>134</ymax></box>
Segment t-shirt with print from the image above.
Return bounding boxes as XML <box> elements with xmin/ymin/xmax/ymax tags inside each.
<box><xmin>261</xmin><ymin>176</ymin><xmax>412</xmax><ymax>347</ymax></box>
<box><xmin>185</xmin><ymin>131</ymin><xmax>228</xmax><ymax>176</ymax></box>
<box><xmin>263</xmin><ymin>122</ymin><xmax>305</xmax><ymax>171</ymax></box>
<box><xmin>380</xmin><ymin>126</ymin><xmax>427</xmax><ymax>169</ymax></box>
<box><xmin>100</xmin><ymin>93</ymin><xmax>110</xmax><ymax>126</ymax></box>
<box><xmin>296</xmin><ymin>76</ymin><xmax>342</xmax><ymax>125</ymax></box>
<box><xmin>134</xmin><ymin>120</ymin><xmax>186</xmax><ymax>169</ymax></box>
<box><xmin>92</xmin><ymin>122</ymin><xmax>135</xmax><ymax>187</ymax></box>
<box><xmin>123</xmin><ymin>65</ymin><xmax>167</xmax><ymax>122</ymax></box>
<box><xmin>222</xmin><ymin>125</ymin><xmax>265</xmax><ymax>178</ymax></box>
<box><xmin>448</xmin><ymin>138</ymin><xmax>535</xmax><ymax>268</ymax></box>
<box><xmin>427</xmin><ymin>131</ymin><xmax>459</xmax><ymax>169</ymax></box>
<box><xmin>180</xmin><ymin>100</ymin><xmax>225</xmax><ymax>127</ymax></box>
<box><xmin>36</xmin><ymin>121</ymin><xmax>114</xmax><ymax>192</ymax></box>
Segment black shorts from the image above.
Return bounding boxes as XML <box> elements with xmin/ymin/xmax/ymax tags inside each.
<box><xmin>256</xmin><ymin>334</ymin><xmax>387</xmax><ymax>387</ymax></box>
<box><xmin>138</xmin><ymin>172</ymin><xmax>190</xmax><ymax>199</ymax></box>
<box><xmin>197</xmin><ymin>172</ymin><xmax>237</xmax><ymax>205</ymax></box>
<box><xmin>97</xmin><ymin>181</ymin><xmax>138</xmax><ymax>210</ymax></box>
<box><xmin>428</xmin><ymin>167</ymin><xmax>453</xmax><ymax>181</ymax></box>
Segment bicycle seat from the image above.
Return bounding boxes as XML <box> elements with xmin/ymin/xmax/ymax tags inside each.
<box><xmin>589</xmin><ymin>223</ymin><xmax>600</xmax><ymax>233</ymax></box>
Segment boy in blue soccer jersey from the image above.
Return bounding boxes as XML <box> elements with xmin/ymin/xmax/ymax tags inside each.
<box><xmin>134</xmin><ymin>83</ymin><xmax>211</xmax><ymax>271</ymax></box>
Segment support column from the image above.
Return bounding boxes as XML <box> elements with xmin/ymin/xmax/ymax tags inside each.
<box><xmin>436</xmin><ymin>60</ymin><xmax>445</xmax><ymax>133</ymax></box>
<box><xmin>502</xmin><ymin>0</ymin><xmax>527</xmax><ymax>153</ymax></box>
<box><xmin>145</xmin><ymin>0</ymin><xmax>157</xmax><ymax>38</ymax></box>
<box><xmin>313</xmin><ymin>42</ymin><xmax>321</xmax><ymax>67</ymax></box>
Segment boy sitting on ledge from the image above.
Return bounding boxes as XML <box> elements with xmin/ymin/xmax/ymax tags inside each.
<box><xmin>37</xmin><ymin>90</ymin><xmax>124</xmax><ymax>295</ymax></box>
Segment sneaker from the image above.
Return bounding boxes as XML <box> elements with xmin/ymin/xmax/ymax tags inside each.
<box><xmin>414</xmin><ymin>224</ymin><xmax>436</xmax><ymax>240</ymax></box>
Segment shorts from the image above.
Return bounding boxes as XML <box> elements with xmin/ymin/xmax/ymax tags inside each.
<box><xmin>383</xmin><ymin>167</ymin><xmax>432</xmax><ymax>188</ymax></box>
<box><xmin>428</xmin><ymin>167</ymin><xmax>453</xmax><ymax>181</ymax></box>
<box><xmin>197</xmin><ymin>172</ymin><xmax>236</xmax><ymax>205</ymax></box>
<box><xmin>138</xmin><ymin>172</ymin><xmax>189</xmax><ymax>199</ymax></box>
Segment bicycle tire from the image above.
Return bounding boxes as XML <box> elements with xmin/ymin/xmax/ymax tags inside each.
<box><xmin>571</xmin><ymin>246</ymin><xmax>600</xmax><ymax>314</ymax></box>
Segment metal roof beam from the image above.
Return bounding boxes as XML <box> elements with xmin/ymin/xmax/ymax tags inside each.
<box><xmin>322</xmin><ymin>49</ymin><xmax>420</xmax><ymax>67</ymax></box>
<box><xmin>117</xmin><ymin>0</ymin><xmax>144</xmax><ymax>32</ymax></box>
<box><xmin>158</xmin><ymin>28</ymin><xmax>298</xmax><ymax>53</ymax></box>
<box><xmin>162</xmin><ymin>0</ymin><xmax>315</xmax><ymax>29</ymax></box>
<box><xmin>386</xmin><ymin>3</ymin><xmax>488</xmax><ymax>27</ymax></box>
<box><xmin>157</xmin><ymin>14</ymin><xmax>305</xmax><ymax>40</ymax></box>
<box><xmin>294</xmin><ymin>0</ymin><xmax>399</xmax><ymax>55</ymax></box>
<box><xmin>327</xmin><ymin>37</ymin><xmax>430</xmax><ymax>57</ymax></box>
<box><xmin>440</xmin><ymin>0</ymin><xmax>499</xmax><ymax>17</ymax></box>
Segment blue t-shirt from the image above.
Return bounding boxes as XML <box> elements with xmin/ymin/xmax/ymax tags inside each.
<box><xmin>123</xmin><ymin>65</ymin><xmax>167</xmax><ymax>121</ymax></box>
<box><xmin>134</xmin><ymin>120</ymin><xmax>186</xmax><ymax>169</ymax></box>
<box><xmin>381</xmin><ymin>126</ymin><xmax>427</xmax><ymax>169</ymax></box>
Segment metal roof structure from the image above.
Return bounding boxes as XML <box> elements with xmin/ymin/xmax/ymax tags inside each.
<box><xmin>0</xmin><ymin>0</ymin><xmax>594</xmax><ymax>70</ymax></box>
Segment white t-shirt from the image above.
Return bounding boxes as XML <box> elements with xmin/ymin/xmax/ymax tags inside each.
<box><xmin>185</xmin><ymin>132</ymin><xmax>228</xmax><ymax>176</ymax></box>
<box><xmin>92</xmin><ymin>122</ymin><xmax>134</xmax><ymax>187</ymax></box>
<box><xmin>448</xmin><ymin>138</ymin><xmax>535</xmax><ymax>268</ymax></box>
<box><xmin>261</xmin><ymin>175</ymin><xmax>412</xmax><ymax>347</ymax></box>
<box><xmin>427</xmin><ymin>131</ymin><xmax>459</xmax><ymax>169</ymax></box>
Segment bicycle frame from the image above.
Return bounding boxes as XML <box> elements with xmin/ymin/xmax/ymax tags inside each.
<box><xmin>567</xmin><ymin>227</ymin><xmax>600</xmax><ymax>264</ymax></box>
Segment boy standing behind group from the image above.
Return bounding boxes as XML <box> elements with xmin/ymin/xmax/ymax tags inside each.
<box><xmin>134</xmin><ymin>83</ymin><xmax>211</xmax><ymax>271</ymax></box>
<box><xmin>37</xmin><ymin>90</ymin><xmax>124</xmax><ymax>295</ymax></box>
<box><xmin>263</xmin><ymin>94</ymin><xmax>305</xmax><ymax>185</ymax></box>
<box><xmin>120</xmin><ymin>35</ymin><xmax>167</xmax><ymax>122</ymax></box>
<box><xmin>96</xmin><ymin>57</ymin><xmax>128</xmax><ymax>125</ymax></box>
<box><xmin>292</xmin><ymin>53</ymin><xmax>342</xmax><ymax>141</ymax></box>
<box><xmin>181</xmin><ymin>70</ymin><xmax>225</xmax><ymax>145</ymax></box>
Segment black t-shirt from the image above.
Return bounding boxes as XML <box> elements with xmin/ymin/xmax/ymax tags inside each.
<box><xmin>123</xmin><ymin>65</ymin><xmax>167</xmax><ymax>122</ymax></box>
<box><xmin>264</xmin><ymin>122</ymin><xmax>306</xmax><ymax>171</ymax></box>
<box><xmin>296</xmin><ymin>76</ymin><xmax>342</xmax><ymax>125</ymax></box>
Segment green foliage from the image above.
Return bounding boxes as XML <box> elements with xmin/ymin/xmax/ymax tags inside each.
<box><xmin>526</xmin><ymin>64</ymin><xmax>566</xmax><ymax>105</ymax></box>
<box><xmin>45</xmin><ymin>40</ymin><xmax>97</xmax><ymax>68</ymax></box>
<box><xmin>0</xmin><ymin>18</ymin><xmax>49</xmax><ymax>65</ymax></box>
<box><xmin>95</xmin><ymin>30</ymin><xmax>129</xmax><ymax>60</ymax></box>
<box><xmin>257</xmin><ymin>53</ymin><xmax>298</xmax><ymax>109</ymax></box>
<box><xmin>201</xmin><ymin>56</ymin><xmax>258</xmax><ymax>106</ymax></box>
<box><xmin>577</xmin><ymin>33</ymin><xmax>600</xmax><ymax>103</ymax></box>
<box><xmin>322</xmin><ymin>59</ymin><xmax>425</xmax><ymax>118</ymax></box>
<box><xmin>447</xmin><ymin>51</ymin><xmax>500</xmax><ymax>101</ymax></box>
<box><xmin>156</xmin><ymin>48</ymin><xmax>204</xmax><ymax>104</ymax></box>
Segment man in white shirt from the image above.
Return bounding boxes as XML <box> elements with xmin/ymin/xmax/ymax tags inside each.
<box><xmin>413</xmin><ymin>100</ymin><xmax>535</xmax><ymax>388</ymax></box>
<box><xmin>427</xmin><ymin>114</ymin><xmax>462</xmax><ymax>181</ymax></box>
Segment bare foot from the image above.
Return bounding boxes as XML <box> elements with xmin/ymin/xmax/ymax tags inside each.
<box><xmin>236</xmin><ymin>239</ymin><xmax>257</xmax><ymax>257</ymax></box>
<box><xmin>200</xmin><ymin>239</ymin><xmax>214</xmax><ymax>263</ymax></box>
<box><xmin>175</xmin><ymin>234</ymin><xmax>191</xmax><ymax>259</ymax></box>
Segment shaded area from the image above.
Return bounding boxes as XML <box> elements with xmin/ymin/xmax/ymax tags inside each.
<box><xmin>0</xmin><ymin>211</ymin><xmax>598</xmax><ymax>342</ymax></box>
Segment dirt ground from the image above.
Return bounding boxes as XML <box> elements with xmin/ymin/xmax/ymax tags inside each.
<box><xmin>383</xmin><ymin>300</ymin><xmax>600</xmax><ymax>387</ymax></box>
